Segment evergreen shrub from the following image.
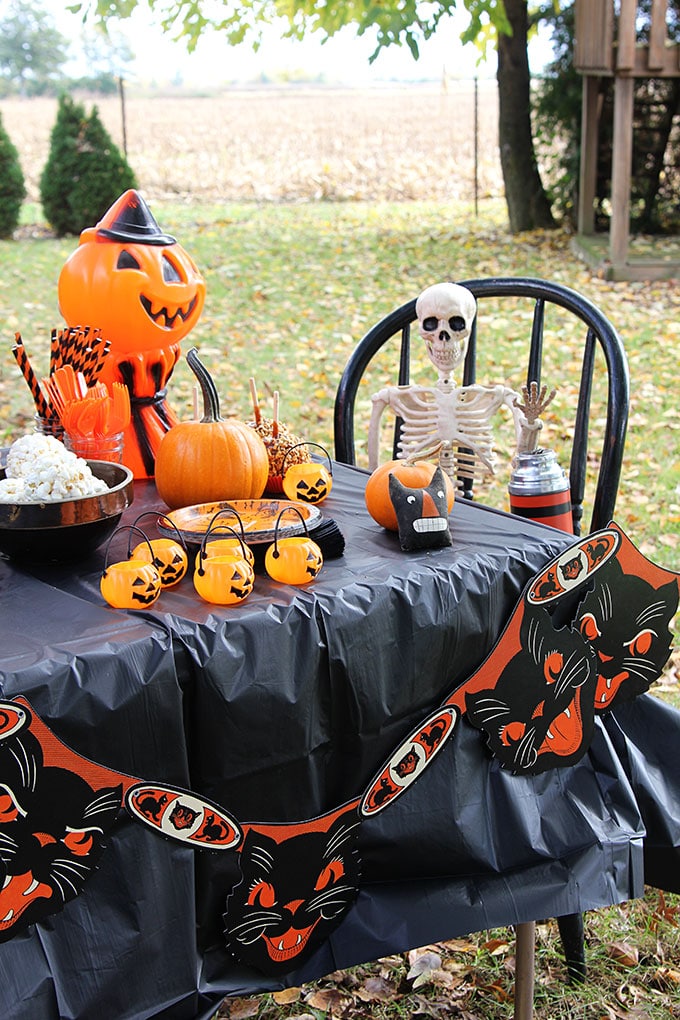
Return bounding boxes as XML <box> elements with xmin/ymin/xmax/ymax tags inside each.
<box><xmin>0</xmin><ymin>112</ymin><xmax>26</xmax><ymax>239</ymax></box>
<box><xmin>40</xmin><ymin>94</ymin><xmax>137</xmax><ymax>236</ymax></box>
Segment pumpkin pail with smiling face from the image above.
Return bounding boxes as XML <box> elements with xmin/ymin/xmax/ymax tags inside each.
<box><xmin>58</xmin><ymin>190</ymin><xmax>207</xmax><ymax>480</ymax></box>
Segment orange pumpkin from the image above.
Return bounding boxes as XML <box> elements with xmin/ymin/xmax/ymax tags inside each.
<box><xmin>264</xmin><ymin>508</ymin><xmax>323</xmax><ymax>586</ymax></box>
<box><xmin>100</xmin><ymin>526</ymin><xmax>162</xmax><ymax>609</ymax></box>
<box><xmin>364</xmin><ymin>459</ymin><xmax>455</xmax><ymax>531</ymax></box>
<box><xmin>130</xmin><ymin>513</ymin><xmax>188</xmax><ymax>589</ymax></box>
<box><xmin>194</xmin><ymin>524</ymin><xmax>255</xmax><ymax>605</ymax></box>
<box><xmin>155</xmin><ymin>348</ymin><xmax>269</xmax><ymax>510</ymax></box>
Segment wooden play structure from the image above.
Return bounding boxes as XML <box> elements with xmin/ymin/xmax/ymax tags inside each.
<box><xmin>573</xmin><ymin>0</ymin><xmax>679</xmax><ymax>280</ymax></box>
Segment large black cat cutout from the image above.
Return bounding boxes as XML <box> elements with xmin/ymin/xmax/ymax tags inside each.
<box><xmin>450</xmin><ymin>524</ymin><xmax>679</xmax><ymax>773</ymax></box>
<box><xmin>223</xmin><ymin>704</ymin><xmax>456</xmax><ymax>974</ymax></box>
<box><xmin>0</xmin><ymin>699</ymin><xmax>241</xmax><ymax>942</ymax></box>
<box><xmin>0</xmin><ymin>522</ymin><xmax>677</xmax><ymax>976</ymax></box>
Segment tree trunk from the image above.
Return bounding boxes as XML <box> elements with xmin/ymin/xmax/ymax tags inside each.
<box><xmin>497</xmin><ymin>0</ymin><xmax>556</xmax><ymax>232</ymax></box>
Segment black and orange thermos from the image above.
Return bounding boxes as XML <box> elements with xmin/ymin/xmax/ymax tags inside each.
<box><xmin>508</xmin><ymin>448</ymin><xmax>574</xmax><ymax>534</ymax></box>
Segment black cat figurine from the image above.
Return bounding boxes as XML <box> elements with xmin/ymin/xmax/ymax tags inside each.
<box><xmin>388</xmin><ymin>465</ymin><xmax>452</xmax><ymax>551</ymax></box>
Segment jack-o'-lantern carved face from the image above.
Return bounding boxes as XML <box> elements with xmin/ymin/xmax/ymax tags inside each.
<box><xmin>58</xmin><ymin>190</ymin><xmax>206</xmax><ymax>355</ymax></box>
<box><xmin>283</xmin><ymin>465</ymin><xmax>331</xmax><ymax>504</ymax></box>
<box><xmin>132</xmin><ymin>538</ymin><xmax>188</xmax><ymax>588</ymax></box>
<box><xmin>281</xmin><ymin>445</ymin><xmax>333</xmax><ymax>505</ymax></box>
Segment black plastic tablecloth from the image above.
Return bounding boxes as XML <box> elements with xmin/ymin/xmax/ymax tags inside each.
<box><xmin>0</xmin><ymin>461</ymin><xmax>677</xmax><ymax>1020</ymax></box>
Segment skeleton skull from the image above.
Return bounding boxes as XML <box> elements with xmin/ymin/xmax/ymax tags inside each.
<box><xmin>415</xmin><ymin>282</ymin><xmax>477</xmax><ymax>378</ymax></box>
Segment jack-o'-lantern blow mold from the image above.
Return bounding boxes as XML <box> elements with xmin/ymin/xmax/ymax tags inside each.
<box><xmin>58</xmin><ymin>190</ymin><xmax>207</xmax><ymax>479</ymax></box>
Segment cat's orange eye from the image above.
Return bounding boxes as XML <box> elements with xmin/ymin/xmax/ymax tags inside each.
<box><xmin>247</xmin><ymin>880</ymin><xmax>276</xmax><ymax>908</ymax></box>
<box><xmin>627</xmin><ymin>629</ymin><xmax>654</xmax><ymax>657</ymax></box>
<box><xmin>62</xmin><ymin>829</ymin><xmax>95</xmax><ymax>857</ymax></box>
<box><xmin>579</xmin><ymin>613</ymin><xmax>601</xmax><ymax>641</ymax></box>
<box><xmin>543</xmin><ymin>651</ymin><xmax>564</xmax><ymax>684</ymax></box>
<box><xmin>314</xmin><ymin>860</ymin><xmax>345</xmax><ymax>891</ymax></box>
<box><xmin>0</xmin><ymin>786</ymin><xmax>22</xmax><ymax>824</ymax></box>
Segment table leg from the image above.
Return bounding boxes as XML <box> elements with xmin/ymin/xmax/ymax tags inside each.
<box><xmin>513</xmin><ymin>921</ymin><xmax>536</xmax><ymax>1020</ymax></box>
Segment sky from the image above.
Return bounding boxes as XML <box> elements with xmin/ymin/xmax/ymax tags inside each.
<box><xmin>45</xmin><ymin>2</ymin><xmax>554</xmax><ymax>89</ymax></box>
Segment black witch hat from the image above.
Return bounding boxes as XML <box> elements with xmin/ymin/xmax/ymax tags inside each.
<box><xmin>96</xmin><ymin>189</ymin><xmax>176</xmax><ymax>246</ymax></box>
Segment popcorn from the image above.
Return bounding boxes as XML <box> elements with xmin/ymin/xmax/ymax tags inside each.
<box><xmin>1</xmin><ymin>434</ymin><xmax>109</xmax><ymax>503</ymax></box>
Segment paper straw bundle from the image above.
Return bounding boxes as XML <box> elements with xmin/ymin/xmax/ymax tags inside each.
<box><xmin>11</xmin><ymin>327</ymin><xmax>112</xmax><ymax>424</ymax></box>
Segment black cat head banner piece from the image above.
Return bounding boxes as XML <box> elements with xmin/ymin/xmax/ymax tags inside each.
<box><xmin>388</xmin><ymin>465</ymin><xmax>452</xmax><ymax>551</ymax></box>
<box><xmin>222</xmin><ymin>705</ymin><xmax>458</xmax><ymax>975</ymax></box>
<box><xmin>0</xmin><ymin>698</ymin><xmax>241</xmax><ymax>942</ymax></box>
<box><xmin>445</xmin><ymin>523</ymin><xmax>680</xmax><ymax>774</ymax></box>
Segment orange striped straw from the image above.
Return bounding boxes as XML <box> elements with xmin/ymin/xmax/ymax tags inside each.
<box><xmin>12</xmin><ymin>332</ymin><xmax>50</xmax><ymax>418</ymax></box>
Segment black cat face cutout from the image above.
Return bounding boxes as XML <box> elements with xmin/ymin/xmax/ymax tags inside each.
<box><xmin>0</xmin><ymin>706</ymin><xmax>122</xmax><ymax>941</ymax></box>
<box><xmin>224</xmin><ymin>806</ymin><xmax>362</xmax><ymax>974</ymax></box>
<box><xmin>389</xmin><ymin>465</ymin><xmax>452</xmax><ymax>551</ymax></box>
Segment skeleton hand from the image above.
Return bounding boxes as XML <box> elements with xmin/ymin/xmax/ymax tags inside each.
<box><xmin>514</xmin><ymin>382</ymin><xmax>556</xmax><ymax>456</ymax></box>
<box><xmin>514</xmin><ymin>382</ymin><xmax>556</xmax><ymax>425</ymax></box>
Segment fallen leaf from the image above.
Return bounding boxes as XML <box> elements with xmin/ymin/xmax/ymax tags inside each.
<box><xmin>217</xmin><ymin>998</ymin><xmax>260</xmax><ymax>1019</ymax></box>
<box><xmin>608</xmin><ymin>942</ymin><xmax>640</xmax><ymax>967</ymax></box>
<box><xmin>356</xmin><ymin>976</ymin><xmax>397</xmax><ymax>1002</ymax></box>
<box><xmin>272</xmin><ymin>987</ymin><xmax>302</xmax><ymax>1005</ymax></box>
<box><xmin>654</xmin><ymin>890</ymin><xmax>679</xmax><ymax>927</ymax></box>
<box><xmin>481</xmin><ymin>937</ymin><xmax>511</xmax><ymax>956</ymax></box>
<box><xmin>306</xmin><ymin>988</ymin><xmax>350</xmax><ymax>1013</ymax></box>
<box><xmin>650</xmin><ymin>965</ymin><xmax>680</xmax><ymax>988</ymax></box>
<box><xmin>407</xmin><ymin>950</ymin><xmax>442</xmax><ymax>984</ymax></box>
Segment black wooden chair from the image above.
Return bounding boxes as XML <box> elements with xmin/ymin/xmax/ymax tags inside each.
<box><xmin>334</xmin><ymin>276</ymin><xmax>629</xmax><ymax>537</ymax></box>
<box><xmin>333</xmin><ymin>277</ymin><xmax>630</xmax><ymax>1015</ymax></box>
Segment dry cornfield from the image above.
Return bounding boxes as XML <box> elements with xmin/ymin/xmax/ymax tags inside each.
<box><xmin>1</xmin><ymin>82</ymin><xmax>502</xmax><ymax>206</ymax></box>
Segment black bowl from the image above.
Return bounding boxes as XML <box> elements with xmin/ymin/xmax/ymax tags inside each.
<box><xmin>0</xmin><ymin>461</ymin><xmax>134</xmax><ymax>563</ymax></box>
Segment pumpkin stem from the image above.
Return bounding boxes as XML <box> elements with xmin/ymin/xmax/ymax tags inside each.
<box><xmin>187</xmin><ymin>347</ymin><xmax>222</xmax><ymax>423</ymax></box>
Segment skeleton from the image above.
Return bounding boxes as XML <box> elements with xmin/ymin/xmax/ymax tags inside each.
<box><xmin>367</xmin><ymin>282</ymin><xmax>555</xmax><ymax>491</ymax></box>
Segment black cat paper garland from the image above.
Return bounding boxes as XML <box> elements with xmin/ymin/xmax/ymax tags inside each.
<box><xmin>0</xmin><ymin>522</ymin><xmax>678</xmax><ymax>976</ymax></box>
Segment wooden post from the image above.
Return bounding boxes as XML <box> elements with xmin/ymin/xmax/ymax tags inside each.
<box><xmin>514</xmin><ymin>921</ymin><xmax>536</xmax><ymax>1020</ymax></box>
<box><xmin>577</xmin><ymin>76</ymin><xmax>601</xmax><ymax>235</ymax></box>
<box><xmin>617</xmin><ymin>0</ymin><xmax>637</xmax><ymax>70</ymax></box>
<box><xmin>649</xmin><ymin>0</ymin><xmax>668</xmax><ymax>71</ymax></box>
<box><xmin>610</xmin><ymin>75</ymin><xmax>634</xmax><ymax>267</ymax></box>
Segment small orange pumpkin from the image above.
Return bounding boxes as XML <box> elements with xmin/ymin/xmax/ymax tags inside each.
<box><xmin>194</xmin><ymin>524</ymin><xmax>255</xmax><ymax>605</ymax></box>
<box><xmin>155</xmin><ymin>348</ymin><xmax>269</xmax><ymax>510</ymax></box>
<box><xmin>193</xmin><ymin>508</ymin><xmax>255</xmax><ymax>569</ymax></box>
<box><xmin>100</xmin><ymin>526</ymin><xmax>162</xmax><ymax>609</ymax></box>
<box><xmin>264</xmin><ymin>507</ymin><xmax>323</xmax><ymax>586</ymax></box>
<box><xmin>130</xmin><ymin>512</ymin><xmax>188</xmax><ymax>588</ymax></box>
<box><xmin>281</xmin><ymin>443</ymin><xmax>333</xmax><ymax>505</ymax></box>
<box><xmin>365</xmin><ymin>459</ymin><xmax>455</xmax><ymax>531</ymax></box>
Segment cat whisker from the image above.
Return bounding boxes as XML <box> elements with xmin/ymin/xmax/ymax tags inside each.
<box><xmin>514</xmin><ymin>727</ymin><xmax>538</xmax><ymax>770</ymax></box>
<box><xmin>621</xmin><ymin>656</ymin><xmax>662</xmax><ymax>677</ymax></box>
<box><xmin>83</xmin><ymin>789</ymin><xmax>122</xmax><ymax>820</ymax></box>
<box><xmin>325</xmin><ymin>822</ymin><xmax>360</xmax><ymax>859</ymax></box>
<box><xmin>556</xmin><ymin>651</ymin><xmax>593</xmax><ymax>696</ymax></box>
<box><xmin>307</xmin><ymin>884</ymin><xmax>356</xmax><ymax>913</ymax></box>
<box><xmin>468</xmin><ymin>697</ymin><xmax>510</xmax><ymax>723</ymax></box>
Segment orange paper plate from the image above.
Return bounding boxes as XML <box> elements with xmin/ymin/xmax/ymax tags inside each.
<box><xmin>158</xmin><ymin>498</ymin><xmax>321</xmax><ymax>546</ymax></box>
